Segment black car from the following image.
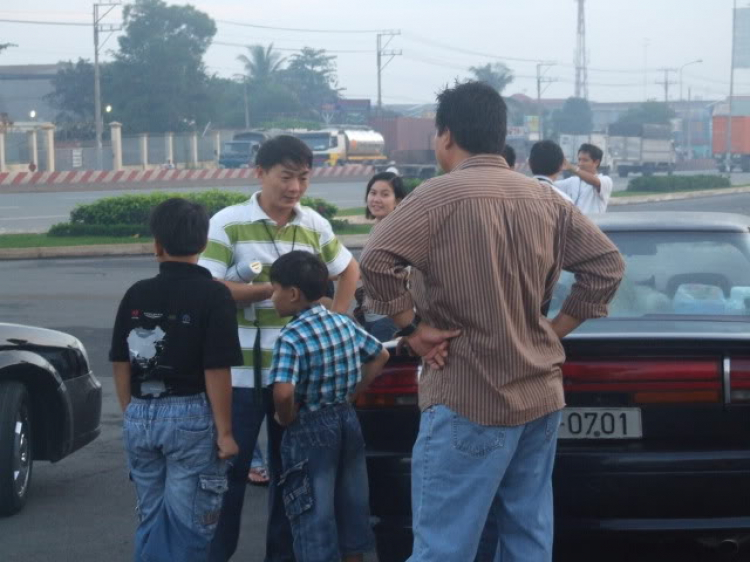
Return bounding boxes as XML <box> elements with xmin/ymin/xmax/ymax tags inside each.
<box><xmin>356</xmin><ymin>212</ymin><xmax>750</xmax><ymax>561</ymax></box>
<box><xmin>0</xmin><ymin>323</ymin><xmax>102</xmax><ymax>516</ymax></box>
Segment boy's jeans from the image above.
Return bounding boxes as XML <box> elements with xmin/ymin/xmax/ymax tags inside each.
<box><xmin>209</xmin><ymin>388</ymin><xmax>294</xmax><ymax>562</ymax></box>
<box><xmin>280</xmin><ymin>403</ymin><xmax>375</xmax><ymax>562</ymax></box>
<box><xmin>407</xmin><ymin>405</ymin><xmax>562</xmax><ymax>562</ymax></box>
<box><xmin>123</xmin><ymin>393</ymin><xmax>228</xmax><ymax>562</ymax></box>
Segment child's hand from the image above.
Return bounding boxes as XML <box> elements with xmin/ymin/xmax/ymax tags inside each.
<box><xmin>217</xmin><ymin>434</ymin><xmax>239</xmax><ymax>460</ymax></box>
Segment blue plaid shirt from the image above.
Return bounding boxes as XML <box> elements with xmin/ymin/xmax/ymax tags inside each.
<box><xmin>269</xmin><ymin>304</ymin><xmax>384</xmax><ymax>412</ymax></box>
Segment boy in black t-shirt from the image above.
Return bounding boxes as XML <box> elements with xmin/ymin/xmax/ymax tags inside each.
<box><xmin>110</xmin><ymin>198</ymin><xmax>243</xmax><ymax>562</ymax></box>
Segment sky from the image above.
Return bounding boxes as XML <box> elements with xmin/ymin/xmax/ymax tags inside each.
<box><xmin>1</xmin><ymin>0</ymin><xmax>749</xmax><ymax>106</ymax></box>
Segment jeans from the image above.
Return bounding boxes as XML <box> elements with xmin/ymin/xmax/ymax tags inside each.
<box><xmin>407</xmin><ymin>405</ymin><xmax>562</xmax><ymax>562</ymax></box>
<box><xmin>251</xmin><ymin>442</ymin><xmax>266</xmax><ymax>470</ymax></box>
<box><xmin>280</xmin><ymin>403</ymin><xmax>374</xmax><ymax>562</ymax></box>
<box><xmin>209</xmin><ymin>388</ymin><xmax>294</xmax><ymax>562</ymax></box>
<box><xmin>123</xmin><ymin>394</ymin><xmax>228</xmax><ymax>562</ymax></box>
<box><xmin>364</xmin><ymin>317</ymin><xmax>399</xmax><ymax>342</ymax></box>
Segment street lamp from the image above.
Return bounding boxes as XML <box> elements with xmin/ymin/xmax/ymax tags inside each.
<box><xmin>679</xmin><ymin>59</ymin><xmax>702</xmax><ymax>102</ymax></box>
<box><xmin>105</xmin><ymin>104</ymin><xmax>112</xmax><ymax>114</ymax></box>
<box><xmin>29</xmin><ymin>110</ymin><xmax>37</xmax><ymax>120</ymax></box>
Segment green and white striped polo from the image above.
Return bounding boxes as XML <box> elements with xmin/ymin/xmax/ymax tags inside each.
<box><xmin>198</xmin><ymin>192</ymin><xmax>353</xmax><ymax>388</ymax></box>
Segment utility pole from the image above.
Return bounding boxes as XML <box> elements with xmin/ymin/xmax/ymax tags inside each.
<box><xmin>376</xmin><ymin>31</ymin><xmax>401</xmax><ymax>113</ymax></box>
<box><xmin>726</xmin><ymin>0</ymin><xmax>738</xmax><ymax>177</ymax></box>
<box><xmin>656</xmin><ymin>68</ymin><xmax>678</xmax><ymax>103</ymax></box>
<box><xmin>93</xmin><ymin>1</ymin><xmax>121</xmax><ymax>171</ymax></box>
<box><xmin>686</xmin><ymin>87</ymin><xmax>693</xmax><ymax>160</ymax></box>
<box><xmin>536</xmin><ymin>62</ymin><xmax>556</xmax><ymax>140</ymax></box>
<box><xmin>243</xmin><ymin>80</ymin><xmax>250</xmax><ymax>129</ymax></box>
<box><xmin>574</xmin><ymin>0</ymin><xmax>588</xmax><ymax>99</ymax></box>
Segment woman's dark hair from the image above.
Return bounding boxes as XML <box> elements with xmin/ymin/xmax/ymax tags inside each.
<box><xmin>269</xmin><ymin>251</ymin><xmax>329</xmax><ymax>302</ymax></box>
<box><xmin>435</xmin><ymin>81</ymin><xmax>507</xmax><ymax>156</ymax></box>
<box><xmin>255</xmin><ymin>135</ymin><xmax>313</xmax><ymax>171</ymax></box>
<box><xmin>149</xmin><ymin>198</ymin><xmax>209</xmax><ymax>256</ymax></box>
<box><xmin>364</xmin><ymin>172</ymin><xmax>407</xmax><ymax>220</ymax></box>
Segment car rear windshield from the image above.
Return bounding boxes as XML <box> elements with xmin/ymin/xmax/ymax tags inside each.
<box><xmin>549</xmin><ymin>231</ymin><xmax>750</xmax><ymax>320</ymax></box>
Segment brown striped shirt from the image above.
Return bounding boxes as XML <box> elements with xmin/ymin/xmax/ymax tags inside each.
<box><xmin>359</xmin><ymin>155</ymin><xmax>625</xmax><ymax>426</ymax></box>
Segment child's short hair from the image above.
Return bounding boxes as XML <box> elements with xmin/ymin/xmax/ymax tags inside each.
<box><xmin>270</xmin><ymin>251</ymin><xmax>329</xmax><ymax>301</ymax></box>
<box><xmin>149</xmin><ymin>198</ymin><xmax>209</xmax><ymax>256</ymax></box>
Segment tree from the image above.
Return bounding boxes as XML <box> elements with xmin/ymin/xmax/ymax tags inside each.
<box><xmin>469</xmin><ymin>62</ymin><xmax>514</xmax><ymax>94</ymax></box>
<box><xmin>237</xmin><ymin>44</ymin><xmax>285</xmax><ymax>85</ymax></box>
<box><xmin>615</xmin><ymin>101</ymin><xmax>675</xmax><ymax>127</ymax></box>
<box><xmin>109</xmin><ymin>0</ymin><xmax>217</xmax><ymax>133</ymax></box>
<box><xmin>280</xmin><ymin>47</ymin><xmax>341</xmax><ymax>116</ymax></box>
<box><xmin>552</xmin><ymin>97</ymin><xmax>593</xmax><ymax>136</ymax></box>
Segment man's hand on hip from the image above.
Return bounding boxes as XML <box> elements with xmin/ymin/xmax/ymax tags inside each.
<box><xmin>401</xmin><ymin>324</ymin><xmax>461</xmax><ymax>369</ymax></box>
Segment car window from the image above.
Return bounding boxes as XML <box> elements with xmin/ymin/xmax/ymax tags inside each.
<box><xmin>549</xmin><ymin>231</ymin><xmax>750</xmax><ymax>319</ymax></box>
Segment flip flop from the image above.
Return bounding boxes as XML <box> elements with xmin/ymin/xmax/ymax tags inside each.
<box><xmin>248</xmin><ymin>466</ymin><xmax>270</xmax><ymax>486</ymax></box>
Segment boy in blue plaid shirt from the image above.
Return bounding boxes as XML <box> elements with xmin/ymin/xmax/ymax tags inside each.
<box><xmin>268</xmin><ymin>251</ymin><xmax>389</xmax><ymax>562</ymax></box>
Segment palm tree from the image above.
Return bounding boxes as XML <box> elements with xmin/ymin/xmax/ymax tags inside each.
<box><xmin>469</xmin><ymin>62</ymin><xmax>514</xmax><ymax>95</ymax></box>
<box><xmin>237</xmin><ymin>44</ymin><xmax>285</xmax><ymax>84</ymax></box>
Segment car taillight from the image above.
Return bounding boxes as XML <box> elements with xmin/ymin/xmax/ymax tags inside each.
<box><xmin>355</xmin><ymin>363</ymin><xmax>419</xmax><ymax>408</ymax></box>
<box><xmin>563</xmin><ymin>358</ymin><xmax>722</xmax><ymax>404</ymax></box>
<box><xmin>730</xmin><ymin>358</ymin><xmax>750</xmax><ymax>403</ymax></box>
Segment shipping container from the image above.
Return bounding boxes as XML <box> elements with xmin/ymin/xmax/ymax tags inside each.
<box><xmin>712</xmin><ymin>116</ymin><xmax>750</xmax><ymax>172</ymax></box>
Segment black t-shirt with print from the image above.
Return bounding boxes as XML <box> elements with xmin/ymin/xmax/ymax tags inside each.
<box><xmin>109</xmin><ymin>261</ymin><xmax>243</xmax><ymax>398</ymax></box>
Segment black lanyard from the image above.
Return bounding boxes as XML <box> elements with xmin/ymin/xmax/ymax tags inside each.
<box><xmin>253</xmin><ymin>220</ymin><xmax>298</xmax><ymax>402</ymax></box>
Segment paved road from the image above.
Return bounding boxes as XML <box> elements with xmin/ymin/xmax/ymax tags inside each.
<box><xmin>0</xmin><ymin>195</ymin><xmax>745</xmax><ymax>562</ymax></box>
<box><xmin>0</xmin><ymin>180</ymin><xmax>366</xmax><ymax>234</ymax></box>
<box><xmin>2</xmin><ymin>171</ymin><xmax>750</xmax><ymax>234</ymax></box>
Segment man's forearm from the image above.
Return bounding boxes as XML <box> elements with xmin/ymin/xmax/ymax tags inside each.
<box><xmin>112</xmin><ymin>362</ymin><xmax>132</xmax><ymax>412</ymax></box>
<box><xmin>572</xmin><ymin>168</ymin><xmax>602</xmax><ymax>190</ymax></box>
<box><xmin>219</xmin><ymin>279</ymin><xmax>274</xmax><ymax>307</ymax></box>
<box><xmin>204</xmin><ymin>368</ymin><xmax>234</xmax><ymax>437</ymax></box>
<box><xmin>274</xmin><ymin>395</ymin><xmax>296</xmax><ymax>426</ymax></box>
<box><xmin>331</xmin><ymin>260</ymin><xmax>359</xmax><ymax>314</ymax></box>
<box><xmin>390</xmin><ymin>308</ymin><xmax>416</xmax><ymax>328</ymax></box>
<box><xmin>550</xmin><ymin>312</ymin><xmax>583</xmax><ymax>339</ymax></box>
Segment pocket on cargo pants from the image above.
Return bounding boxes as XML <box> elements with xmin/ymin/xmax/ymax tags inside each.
<box><xmin>278</xmin><ymin>460</ymin><xmax>314</xmax><ymax>519</ymax></box>
<box><xmin>193</xmin><ymin>472</ymin><xmax>229</xmax><ymax>538</ymax></box>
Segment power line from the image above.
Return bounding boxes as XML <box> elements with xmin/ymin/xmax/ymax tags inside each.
<box><xmin>215</xmin><ymin>20</ymin><xmax>387</xmax><ymax>34</ymax></box>
<box><xmin>0</xmin><ymin>17</ymin><xmax>90</xmax><ymax>26</ymax></box>
<box><xmin>213</xmin><ymin>40</ymin><xmax>371</xmax><ymax>54</ymax></box>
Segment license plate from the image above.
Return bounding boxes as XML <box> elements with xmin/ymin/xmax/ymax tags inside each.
<box><xmin>558</xmin><ymin>407</ymin><xmax>642</xmax><ymax>439</ymax></box>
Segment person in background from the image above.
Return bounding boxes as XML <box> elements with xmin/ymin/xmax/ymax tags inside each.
<box><xmin>269</xmin><ymin>251</ymin><xmax>389</xmax><ymax>562</ymax></box>
<box><xmin>555</xmin><ymin>143</ymin><xmax>614</xmax><ymax>215</ymax></box>
<box><xmin>110</xmin><ymin>198</ymin><xmax>242</xmax><ymax>561</ymax></box>
<box><xmin>248</xmin><ymin>442</ymin><xmax>269</xmax><ymax>486</ymax></box>
<box><xmin>501</xmin><ymin>144</ymin><xmax>516</xmax><ymax>170</ymax></box>
<box><xmin>529</xmin><ymin>140</ymin><xmax>574</xmax><ymax>203</ymax></box>
<box><xmin>354</xmin><ymin>172</ymin><xmax>408</xmax><ymax>342</ymax></box>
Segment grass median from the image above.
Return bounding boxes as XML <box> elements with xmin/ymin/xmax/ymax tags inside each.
<box><xmin>0</xmin><ymin>222</ymin><xmax>373</xmax><ymax>250</ymax></box>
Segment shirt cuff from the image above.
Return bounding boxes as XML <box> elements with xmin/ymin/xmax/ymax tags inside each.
<box><xmin>560</xmin><ymin>297</ymin><xmax>609</xmax><ymax>321</ymax></box>
<box><xmin>365</xmin><ymin>291</ymin><xmax>414</xmax><ymax>317</ymax></box>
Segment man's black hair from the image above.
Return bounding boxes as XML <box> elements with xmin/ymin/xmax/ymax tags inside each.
<box><xmin>578</xmin><ymin>143</ymin><xmax>604</xmax><ymax>167</ymax></box>
<box><xmin>149</xmin><ymin>198</ymin><xmax>209</xmax><ymax>257</ymax></box>
<box><xmin>501</xmin><ymin>144</ymin><xmax>516</xmax><ymax>168</ymax></box>
<box><xmin>529</xmin><ymin>140</ymin><xmax>565</xmax><ymax>177</ymax></box>
<box><xmin>255</xmin><ymin>135</ymin><xmax>313</xmax><ymax>170</ymax></box>
<box><xmin>270</xmin><ymin>251</ymin><xmax>329</xmax><ymax>302</ymax></box>
<box><xmin>435</xmin><ymin>81</ymin><xmax>507</xmax><ymax>155</ymax></box>
<box><xmin>365</xmin><ymin>171</ymin><xmax>407</xmax><ymax>219</ymax></box>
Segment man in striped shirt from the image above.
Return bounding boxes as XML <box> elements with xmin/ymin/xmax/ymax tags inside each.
<box><xmin>360</xmin><ymin>82</ymin><xmax>624</xmax><ymax>561</ymax></box>
<box><xmin>199</xmin><ymin>135</ymin><xmax>359</xmax><ymax>562</ymax></box>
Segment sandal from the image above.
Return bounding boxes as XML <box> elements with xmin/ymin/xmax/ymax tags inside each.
<box><xmin>248</xmin><ymin>466</ymin><xmax>270</xmax><ymax>486</ymax></box>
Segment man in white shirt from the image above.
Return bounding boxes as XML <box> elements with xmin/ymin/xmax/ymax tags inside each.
<box><xmin>555</xmin><ymin>143</ymin><xmax>614</xmax><ymax>215</ymax></box>
<box><xmin>528</xmin><ymin>140</ymin><xmax>574</xmax><ymax>203</ymax></box>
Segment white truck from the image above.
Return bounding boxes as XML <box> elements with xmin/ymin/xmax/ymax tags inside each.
<box><xmin>607</xmin><ymin>123</ymin><xmax>676</xmax><ymax>178</ymax></box>
<box><xmin>293</xmin><ymin>128</ymin><xmax>387</xmax><ymax>167</ymax></box>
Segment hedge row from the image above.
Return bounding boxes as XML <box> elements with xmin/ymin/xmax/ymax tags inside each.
<box><xmin>50</xmin><ymin>191</ymin><xmax>339</xmax><ymax>237</ymax></box>
<box><xmin>627</xmin><ymin>175</ymin><xmax>731</xmax><ymax>193</ymax></box>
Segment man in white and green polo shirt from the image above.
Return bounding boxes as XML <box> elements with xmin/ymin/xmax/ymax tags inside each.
<box><xmin>199</xmin><ymin>135</ymin><xmax>358</xmax><ymax>562</ymax></box>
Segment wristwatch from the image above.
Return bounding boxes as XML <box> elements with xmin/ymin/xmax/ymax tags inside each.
<box><xmin>395</xmin><ymin>316</ymin><xmax>421</xmax><ymax>338</ymax></box>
